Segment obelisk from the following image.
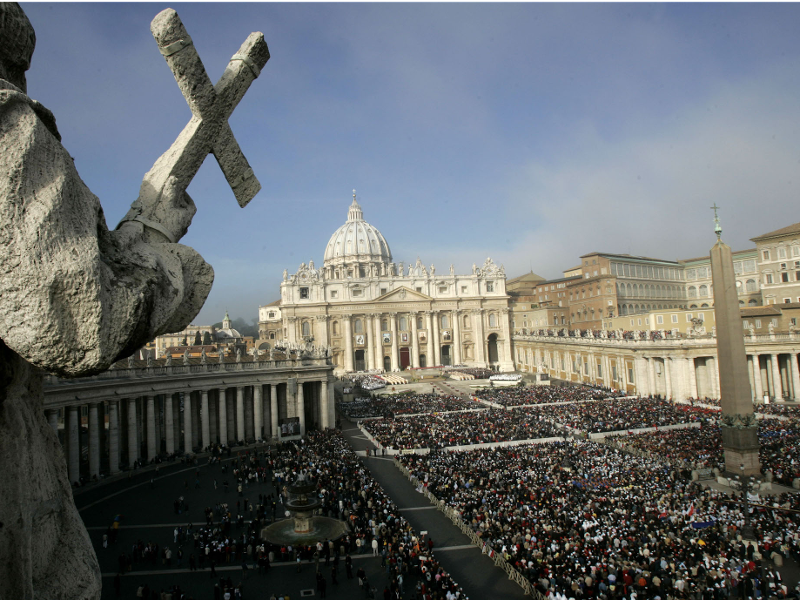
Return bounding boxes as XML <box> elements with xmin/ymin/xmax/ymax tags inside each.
<box><xmin>710</xmin><ymin>205</ymin><xmax>760</xmax><ymax>475</ymax></box>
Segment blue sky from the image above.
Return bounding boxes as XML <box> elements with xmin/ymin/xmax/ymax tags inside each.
<box><xmin>20</xmin><ymin>2</ymin><xmax>800</xmax><ymax>326</ymax></box>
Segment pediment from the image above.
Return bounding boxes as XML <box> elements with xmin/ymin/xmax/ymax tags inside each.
<box><xmin>376</xmin><ymin>286</ymin><xmax>432</xmax><ymax>302</ymax></box>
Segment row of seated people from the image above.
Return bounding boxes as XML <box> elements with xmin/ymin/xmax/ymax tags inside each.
<box><xmin>475</xmin><ymin>385</ymin><xmax>616</xmax><ymax>407</ymax></box>
<box><xmin>339</xmin><ymin>393</ymin><xmax>481</xmax><ymax>419</ymax></box>
<box><xmin>399</xmin><ymin>440</ymin><xmax>796</xmax><ymax>600</ymax></box>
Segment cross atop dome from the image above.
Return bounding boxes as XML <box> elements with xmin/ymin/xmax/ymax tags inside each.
<box><xmin>347</xmin><ymin>189</ymin><xmax>364</xmax><ymax>222</ymax></box>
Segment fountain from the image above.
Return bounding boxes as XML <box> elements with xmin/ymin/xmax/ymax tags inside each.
<box><xmin>261</xmin><ymin>474</ymin><xmax>349</xmax><ymax>545</ymax></box>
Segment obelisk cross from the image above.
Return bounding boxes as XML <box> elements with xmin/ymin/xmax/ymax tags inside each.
<box><xmin>142</xmin><ymin>8</ymin><xmax>270</xmax><ymax>209</ymax></box>
<box><xmin>711</xmin><ymin>202</ymin><xmax>722</xmax><ymax>239</ymax></box>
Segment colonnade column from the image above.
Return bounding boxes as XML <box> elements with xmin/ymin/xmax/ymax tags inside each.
<box><xmin>270</xmin><ymin>385</ymin><xmax>279</xmax><ymax>439</ymax></box>
<box><xmin>46</xmin><ymin>409</ymin><xmax>59</xmax><ymax>435</ymax></box>
<box><xmin>217</xmin><ymin>390</ymin><xmax>227</xmax><ymax>446</ymax></box>
<box><xmin>297</xmin><ymin>382</ymin><xmax>305</xmax><ymax>436</ymax></box>
<box><xmin>452</xmin><ymin>311</ymin><xmax>462</xmax><ymax>365</ymax></box>
<box><xmin>709</xmin><ymin>357</ymin><xmax>720</xmax><ymax>399</ymax></box>
<box><xmin>88</xmin><ymin>403</ymin><xmax>100</xmax><ymax>479</ymax></box>
<box><xmin>791</xmin><ymin>354</ymin><xmax>800</xmax><ymax>401</ymax></box>
<box><xmin>200</xmin><ymin>390</ymin><xmax>210</xmax><ymax>448</ymax></box>
<box><xmin>253</xmin><ymin>385</ymin><xmax>263</xmax><ymax>440</ymax></box>
<box><xmin>165</xmin><ymin>394</ymin><xmax>175</xmax><ymax>455</ymax></box>
<box><xmin>390</xmin><ymin>312</ymin><xmax>399</xmax><ymax>371</ymax></box>
<box><xmin>67</xmin><ymin>406</ymin><xmax>80</xmax><ymax>484</ymax></box>
<box><xmin>687</xmin><ymin>358</ymin><xmax>698</xmax><ymax>398</ymax></box>
<box><xmin>183</xmin><ymin>392</ymin><xmax>193</xmax><ymax>452</ymax></box>
<box><xmin>771</xmin><ymin>353</ymin><xmax>783</xmax><ymax>400</ymax></box>
<box><xmin>410</xmin><ymin>312</ymin><xmax>420</xmax><ymax>368</ymax></box>
<box><xmin>108</xmin><ymin>401</ymin><xmax>120</xmax><ymax>474</ymax></box>
<box><xmin>146</xmin><ymin>396</ymin><xmax>156</xmax><ymax>461</ymax></box>
<box><xmin>321</xmin><ymin>378</ymin><xmax>330</xmax><ymax>429</ymax></box>
<box><xmin>344</xmin><ymin>316</ymin><xmax>354</xmax><ymax>372</ymax></box>
<box><xmin>752</xmin><ymin>355</ymin><xmax>764</xmax><ymax>400</ymax></box>
<box><xmin>236</xmin><ymin>386</ymin><xmax>245</xmax><ymax>442</ymax></box>
<box><xmin>127</xmin><ymin>399</ymin><xmax>138</xmax><ymax>467</ymax></box>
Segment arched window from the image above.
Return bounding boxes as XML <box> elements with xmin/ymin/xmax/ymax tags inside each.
<box><xmin>688</xmin><ymin>286</ymin><xmax>697</xmax><ymax>298</ymax></box>
<box><xmin>332</xmin><ymin>321</ymin><xmax>339</xmax><ymax>335</ymax></box>
<box><xmin>399</xmin><ymin>316</ymin><xmax>407</xmax><ymax>331</ymax></box>
<box><xmin>419</xmin><ymin>316</ymin><xmax>425</xmax><ymax>330</ymax></box>
<box><xmin>489</xmin><ymin>313</ymin><xmax>497</xmax><ymax>328</ymax></box>
<box><xmin>381</xmin><ymin>319</ymin><xmax>388</xmax><ymax>332</ymax></box>
<box><xmin>746</xmin><ymin>279</ymin><xmax>757</xmax><ymax>292</ymax></box>
<box><xmin>748</xmin><ymin>299</ymin><xmax>758</xmax><ymax>306</ymax></box>
<box><xmin>440</xmin><ymin>314</ymin><xmax>449</xmax><ymax>329</ymax></box>
<box><xmin>301</xmin><ymin>321</ymin><xmax>310</xmax><ymax>337</ymax></box>
<box><xmin>699</xmin><ymin>284</ymin><xmax>708</xmax><ymax>297</ymax></box>
<box><xmin>354</xmin><ymin>319</ymin><xmax>363</xmax><ymax>334</ymax></box>
<box><xmin>462</xmin><ymin>315</ymin><xmax>469</xmax><ymax>329</ymax></box>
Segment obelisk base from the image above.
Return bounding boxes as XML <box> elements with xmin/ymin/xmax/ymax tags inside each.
<box><xmin>721</xmin><ymin>423</ymin><xmax>760</xmax><ymax>476</ymax></box>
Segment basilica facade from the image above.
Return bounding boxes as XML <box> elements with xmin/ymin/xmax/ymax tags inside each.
<box><xmin>273</xmin><ymin>194</ymin><xmax>514</xmax><ymax>374</ymax></box>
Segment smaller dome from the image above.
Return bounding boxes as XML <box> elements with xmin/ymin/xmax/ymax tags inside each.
<box><xmin>323</xmin><ymin>192</ymin><xmax>392</xmax><ymax>265</ymax></box>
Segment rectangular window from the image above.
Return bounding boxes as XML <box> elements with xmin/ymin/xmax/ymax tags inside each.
<box><xmin>763</xmin><ymin>250</ymin><xmax>770</xmax><ymax>261</ymax></box>
<box><xmin>486</xmin><ymin>282</ymin><xmax>494</xmax><ymax>292</ymax></box>
<box><xmin>782</xmin><ymin>273</ymin><xmax>790</xmax><ymax>282</ymax></box>
<box><xmin>330</xmin><ymin>290</ymin><xmax>338</xmax><ymax>299</ymax></box>
<box><xmin>351</xmin><ymin>289</ymin><xmax>362</xmax><ymax>297</ymax></box>
<box><xmin>628</xmin><ymin>367</ymin><xmax>634</xmax><ymax>383</ymax></box>
<box><xmin>743</xmin><ymin>320</ymin><xmax>749</xmax><ymax>329</ymax></box>
<box><xmin>772</xmin><ymin>319</ymin><xmax>779</xmax><ymax>327</ymax></box>
<box><xmin>462</xmin><ymin>286</ymin><xmax>468</xmax><ymax>293</ymax></box>
<box><xmin>671</xmin><ymin>314</ymin><xmax>678</xmax><ymax>323</ymax></box>
<box><xmin>380</xmin><ymin>288</ymin><xmax>387</xmax><ymax>296</ymax></box>
<box><xmin>766</xmin><ymin>274</ymin><xmax>773</xmax><ymax>284</ymax></box>
<box><xmin>299</xmin><ymin>287</ymin><xmax>309</xmax><ymax>299</ymax></box>
<box><xmin>784</xmin><ymin>298</ymin><xmax>791</xmax><ymax>303</ymax></box>
<box><xmin>686</xmin><ymin>313</ymin><xmax>693</xmax><ymax>321</ymax></box>
<box><xmin>791</xmin><ymin>318</ymin><xmax>797</xmax><ymax>326</ymax></box>
<box><xmin>416</xmin><ymin>287</ymin><xmax>422</xmax><ymax>293</ymax></box>
<box><xmin>438</xmin><ymin>286</ymin><xmax>447</xmax><ymax>294</ymax></box>
<box><xmin>755</xmin><ymin>319</ymin><xmax>762</xmax><ymax>328</ymax></box>
<box><xmin>656</xmin><ymin>315</ymin><xmax>664</xmax><ymax>324</ymax></box>
<box><xmin>637</xmin><ymin>318</ymin><xmax>642</xmax><ymax>326</ymax></box>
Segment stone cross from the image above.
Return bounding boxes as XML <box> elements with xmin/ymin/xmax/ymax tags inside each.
<box><xmin>143</xmin><ymin>9</ymin><xmax>270</xmax><ymax>210</ymax></box>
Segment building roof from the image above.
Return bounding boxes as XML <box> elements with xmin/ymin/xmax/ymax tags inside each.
<box><xmin>740</xmin><ymin>306</ymin><xmax>782</xmax><ymax>317</ymax></box>
<box><xmin>323</xmin><ymin>193</ymin><xmax>392</xmax><ymax>265</ymax></box>
<box><xmin>750</xmin><ymin>221</ymin><xmax>800</xmax><ymax>242</ymax></box>
<box><xmin>678</xmin><ymin>248</ymin><xmax>756</xmax><ymax>264</ymax></box>
<box><xmin>579</xmin><ymin>252</ymin><xmax>680</xmax><ymax>265</ymax></box>
<box><xmin>507</xmin><ymin>271</ymin><xmax>546</xmax><ymax>284</ymax></box>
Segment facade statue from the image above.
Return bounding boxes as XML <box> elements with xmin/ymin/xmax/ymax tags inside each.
<box><xmin>430</xmin><ymin>264</ymin><xmax>435</xmax><ymax>276</ymax></box>
<box><xmin>183</xmin><ymin>349</ymin><xmax>191</xmax><ymax>365</ymax></box>
<box><xmin>283</xmin><ymin>268</ymin><xmax>288</xmax><ymax>281</ymax></box>
<box><xmin>200</xmin><ymin>347</ymin><xmax>207</xmax><ymax>364</ymax></box>
<box><xmin>146</xmin><ymin>351</ymin><xmax>154</xmax><ymax>368</ymax></box>
<box><xmin>450</xmin><ymin>264</ymin><xmax>455</xmax><ymax>276</ymax></box>
<box><xmin>165</xmin><ymin>352</ymin><xmax>172</xmax><ymax>366</ymax></box>
<box><xmin>236</xmin><ymin>346</ymin><xmax>242</xmax><ymax>362</ymax></box>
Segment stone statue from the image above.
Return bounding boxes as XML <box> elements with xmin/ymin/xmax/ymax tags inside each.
<box><xmin>219</xmin><ymin>347</ymin><xmax>226</xmax><ymax>363</ymax></box>
<box><xmin>408</xmin><ymin>264</ymin><xmax>414</xmax><ymax>276</ymax></box>
<box><xmin>146</xmin><ymin>351</ymin><xmax>154</xmax><ymax>368</ymax></box>
<box><xmin>768</xmin><ymin>321</ymin><xmax>775</xmax><ymax>334</ymax></box>
<box><xmin>450</xmin><ymin>264</ymin><xmax>455</xmax><ymax>276</ymax></box>
<box><xmin>0</xmin><ymin>8</ymin><xmax>269</xmax><ymax>597</ymax></box>
<box><xmin>253</xmin><ymin>348</ymin><xmax>259</xmax><ymax>362</ymax></box>
<box><xmin>283</xmin><ymin>268</ymin><xmax>288</xmax><ymax>282</ymax></box>
<box><xmin>472</xmin><ymin>263</ymin><xmax>477</xmax><ymax>275</ymax></box>
<box><xmin>200</xmin><ymin>347</ymin><xmax>207</xmax><ymax>364</ymax></box>
<box><xmin>308</xmin><ymin>259</ymin><xmax>314</xmax><ymax>271</ymax></box>
<box><xmin>165</xmin><ymin>352</ymin><xmax>173</xmax><ymax>366</ymax></box>
<box><xmin>236</xmin><ymin>346</ymin><xmax>242</xmax><ymax>362</ymax></box>
<box><xmin>430</xmin><ymin>264</ymin><xmax>435</xmax><ymax>276</ymax></box>
<box><xmin>183</xmin><ymin>349</ymin><xmax>191</xmax><ymax>365</ymax></box>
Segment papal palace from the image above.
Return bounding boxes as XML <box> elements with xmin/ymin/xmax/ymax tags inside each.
<box><xmin>40</xmin><ymin>192</ymin><xmax>800</xmax><ymax>482</ymax></box>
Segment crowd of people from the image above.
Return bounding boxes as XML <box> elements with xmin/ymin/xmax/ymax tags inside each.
<box><xmin>399</xmin><ymin>440</ymin><xmax>799</xmax><ymax>600</ymax></box>
<box><xmin>362</xmin><ymin>409</ymin><xmax>565</xmax><ymax>450</ymax></box>
<box><xmin>475</xmin><ymin>386</ymin><xmax>617</xmax><ymax>407</ymax></box>
<box><xmin>338</xmin><ymin>393</ymin><xmax>481</xmax><ymax>419</ymax></box>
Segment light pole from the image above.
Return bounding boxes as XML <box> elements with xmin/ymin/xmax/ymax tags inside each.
<box><xmin>733</xmin><ymin>463</ymin><xmax>756</xmax><ymax>541</ymax></box>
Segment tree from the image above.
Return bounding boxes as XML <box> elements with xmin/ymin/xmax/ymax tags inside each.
<box><xmin>202</xmin><ymin>331</ymin><xmax>212</xmax><ymax>345</ymax></box>
<box><xmin>194</xmin><ymin>331</ymin><xmax>202</xmax><ymax>346</ymax></box>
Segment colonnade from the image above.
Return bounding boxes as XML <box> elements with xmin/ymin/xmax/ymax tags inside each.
<box><xmin>46</xmin><ymin>377</ymin><xmax>333</xmax><ymax>485</ymax></box>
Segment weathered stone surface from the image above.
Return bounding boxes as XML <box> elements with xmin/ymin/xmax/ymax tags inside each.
<box><xmin>0</xmin><ymin>5</ymin><xmax>268</xmax><ymax>598</ymax></box>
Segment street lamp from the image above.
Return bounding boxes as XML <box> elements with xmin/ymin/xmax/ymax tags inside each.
<box><xmin>732</xmin><ymin>463</ymin><xmax>757</xmax><ymax>541</ymax></box>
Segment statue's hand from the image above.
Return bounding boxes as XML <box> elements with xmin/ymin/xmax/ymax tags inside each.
<box><xmin>117</xmin><ymin>175</ymin><xmax>197</xmax><ymax>244</ymax></box>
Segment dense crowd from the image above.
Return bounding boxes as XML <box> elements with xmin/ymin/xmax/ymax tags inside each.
<box><xmin>475</xmin><ymin>386</ymin><xmax>616</xmax><ymax>408</ymax></box>
<box><xmin>338</xmin><ymin>393</ymin><xmax>481</xmax><ymax>419</ymax></box>
<box><xmin>399</xmin><ymin>440</ymin><xmax>798</xmax><ymax>600</ymax></box>
<box><xmin>523</xmin><ymin>397</ymin><xmax>717</xmax><ymax>434</ymax></box>
<box><xmin>362</xmin><ymin>410</ymin><xmax>565</xmax><ymax>450</ymax></box>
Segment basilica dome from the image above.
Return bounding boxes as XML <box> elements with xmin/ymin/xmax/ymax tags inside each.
<box><xmin>323</xmin><ymin>194</ymin><xmax>392</xmax><ymax>266</ymax></box>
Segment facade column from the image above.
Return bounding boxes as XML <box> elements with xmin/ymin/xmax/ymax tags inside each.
<box><xmin>710</xmin><ymin>356</ymin><xmax>720</xmax><ymax>399</ymax></box>
<box><xmin>473</xmin><ymin>309</ymin><xmax>486</xmax><ymax>365</ymax></box>
<box><xmin>236</xmin><ymin>386</ymin><xmax>245</xmax><ymax>442</ymax></box>
<box><xmin>201</xmin><ymin>390</ymin><xmax>211</xmax><ymax>448</ymax></box>
<box><xmin>688</xmin><ymin>358</ymin><xmax>698</xmax><ymax>398</ymax></box>
<box><xmin>367</xmin><ymin>314</ymin><xmax>376</xmax><ymax>370</ymax></box>
<box><xmin>432</xmin><ymin>311</ymin><xmax>441</xmax><ymax>366</ymax></box>
<box><xmin>88</xmin><ymin>403</ymin><xmax>100</xmax><ymax>479</ymax></box>
<box><xmin>108</xmin><ymin>400</ymin><xmax>120</xmax><ymax>474</ymax></box>
<box><xmin>270</xmin><ymin>384</ymin><xmax>279</xmax><ymax>439</ymax></box>
<box><xmin>146</xmin><ymin>396</ymin><xmax>156</xmax><ymax>462</ymax></box>
<box><xmin>500</xmin><ymin>308</ymin><xmax>513</xmax><ymax>370</ymax></box>
<box><xmin>344</xmin><ymin>316</ymin><xmax>354</xmax><ymax>372</ymax></box>
<box><xmin>46</xmin><ymin>408</ymin><xmax>59</xmax><ymax>435</ymax></box>
<box><xmin>663</xmin><ymin>358</ymin><xmax>672</xmax><ymax>399</ymax></box>
<box><xmin>771</xmin><ymin>353</ymin><xmax>783</xmax><ymax>400</ymax></box>
<box><xmin>297</xmin><ymin>382</ymin><xmax>306</xmax><ymax>436</ymax></box>
<box><xmin>321</xmin><ymin>378</ymin><xmax>330</xmax><ymax>429</ymax></box>
<box><xmin>217</xmin><ymin>389</ymin><xmax>227</xmax><ymax>446</ymax></box>
<box><xmin>390</xmin><ymin>312</ymin><xmax>399</xmax><ymax>371</ymax></box>
<box><xmin>410</xmin><ymin>312</ymin><xmax>420</xmax><ymax>368</ymax></box>
<box><xmin>619</xmin><ymin>356</ymin><xmax>628</xmax><ymax>392</ymax></box>
<box><xmin>452</xmin><ymin>311</ymin><xmax>462</xmax><ymax>365</ymax></box>
<box><xmin>373</xmin><ymin>315</ymin><xmax>383</xmax><ymax>370</ymax></box>
<box><xmin>316</xmin><ymin>314</ymin><xmax>330</xmax><ymax>348</ymax></box>
<box><xmin>286</xmin><ymin>316</ymin><xmax>297</xmax><ymax>344</ymax></box>
<box><xmin>425</xmin><ymin>311</ymin><xmax>435</xmax><ymax>367</ymax></box>
<box><xmin>127</xmin><ymin>399</ymin><xmax>138</xmax><ymax>467</ymax></box>
<box><xmin>253</xmin><ymin>385</ymin><xmax>263</xmax><ymax>440</ymax></box>
<box><xmin>791</xmin><ymin>354</ymin><xmax>800</xmax><ymax>401</ymax></box>
<box><xmin>67</xmin><ymin>406</ymin><xmax>80</xmax><ymax>484</ymax></box>
<box><xmin>647</xmin><ymin>357</ymin><xmax>656</xmax><ymax>396</ymax></box>
<box><xmin>165</xmin><ymin>394</ymin><xmax>175</xmax><ymax>455</ymax></box>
